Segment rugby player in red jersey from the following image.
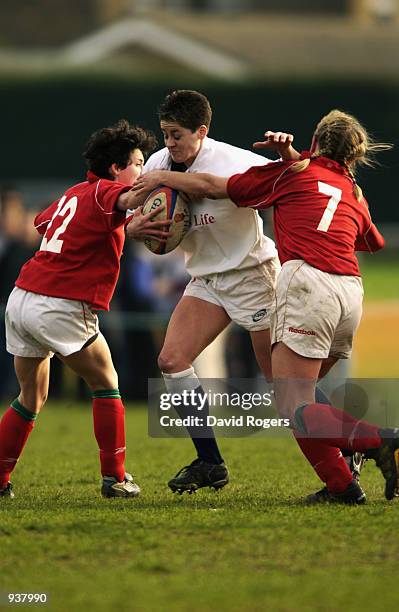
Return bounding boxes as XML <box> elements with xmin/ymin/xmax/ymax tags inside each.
<box><xmin>0</xmin><ymin>119</ymin><xmax>168</xmax><ymax>499</ymax></box>
<box><xmin>133</xmin><ymin>110</ymin><xmax>396</xmax><ymax>504</ymax></box>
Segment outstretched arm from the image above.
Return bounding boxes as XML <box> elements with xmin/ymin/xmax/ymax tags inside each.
<box><xmin>120</xmin><ymin>131</ymin><xmax>297</xmax><ymax>206</ymax></box>
<box><xmin>116</xmin><ymin>188</ymin><xmax>150</xmax><ymax>211</ymax></box>
<box><xmin>132</xmin><ymin>171</ymin><xmax>229</xmax><ymax>200</ymax></box>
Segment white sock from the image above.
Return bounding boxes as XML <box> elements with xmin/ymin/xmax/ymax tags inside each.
<box><xmin>162</xmin><ymin>367</ymin><xmax>200</xmax><ymax>394</ymax></box>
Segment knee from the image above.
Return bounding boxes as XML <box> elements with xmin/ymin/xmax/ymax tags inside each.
<box><xmin>158</xmin><ymin>347</ymin><xmax>189</xmax><ymax>374</ymax></box>
<box><xmin>157</xmin><ymin>349</ymin><xmax>175</xmax><ymax>373</ymax></box>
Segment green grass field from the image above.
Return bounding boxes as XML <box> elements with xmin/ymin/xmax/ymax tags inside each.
<box><xmin>1</xmin><ymin>405</ymin><xmax>399</xmax><ymax>612</ymax></box>
<box><xmin>360</xmin><ymin>256</ymin><xmax>399</xmax><ymax>302</ymax></box>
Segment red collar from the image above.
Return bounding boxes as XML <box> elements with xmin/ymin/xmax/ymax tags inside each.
<box><xmin>87</xmin><ymin>171</ymin><xmax>103</xmax><ymax>183</ymax></box>
<box><xmin>300</xmin><ymin>151</ymin><xmax>350</xmax><ymax>177</ymax></box>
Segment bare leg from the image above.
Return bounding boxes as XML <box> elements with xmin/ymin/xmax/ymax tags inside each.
<box><xmin>14</xmin><ymin>356</ymin><xmax>51</xmax><ymax>414</ymax></box>
<box><xmin>61</xmin><ymin>334</ymin><xmax>118</xmax><ymax>391</ymax></box>
<box><xmin>61</xmin><ymin>335</ymin><xmax>128</xmax><ymax>485</ymax></box>
<box><xmin>0</xmin><ymin>356</ymin><xmax>50</xmax><ymax>491</ymax></box>
<box><xmin>272</xmin><ymin>342</ymin><xmax>376</xmax><ymax>496</ymax></box>
<box><xmin>158</xmin><ymin>296</ymin><xmax>231</xmax><ymax>471</ymax></box>
<box><xmin>158</xmin><ymin>296</ymin><xmax>231</xmax><ymax>373</ymax></box>
<box><xmin>272</xmin><ymin>342</ymin><xmax>321</xmax><ymax>419</ymax></box>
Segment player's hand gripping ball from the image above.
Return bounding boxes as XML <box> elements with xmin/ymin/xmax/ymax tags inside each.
<box><xmin>142</xmin><ymin>186</ymin><xmax>191</xmax><ymax>254</ymax></box>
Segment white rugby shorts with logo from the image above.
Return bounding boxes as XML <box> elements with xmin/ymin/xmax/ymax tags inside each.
<box><xmin>5</xmin><ymin>287</ymin><xmax>99</xmax><ymax>358</ymax></box>
<box><xmin>184</xmin><ymin>257</ymin><xmax>281</xmax><ymax>332</ymax></box>
<box><xmin>270</xmin><ymin>260</ymin><xmax>363</xmax><ymax>359</ymax></box>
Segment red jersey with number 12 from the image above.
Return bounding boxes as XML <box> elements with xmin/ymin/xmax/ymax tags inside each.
<box><xmin>16</xmin><ymin>172</ymin><xmax>129</xmax><ymax>310</ymax></box>
<box><xmin>227</xmin><ymin>153</ymin><xmax>384</xmax><ymax>276</ymax></box>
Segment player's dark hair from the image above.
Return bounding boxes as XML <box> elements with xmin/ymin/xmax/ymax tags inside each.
<box><xmin>290</xmin><ymin>110</ymin><xmax>392</xmax><ymax>201</ymax></box>
<box><xmin>158</xmin><ymin>90</ymin><xmax>212</xmax><ymax>131</ymax></box>
<box><xmin>83</xmin><ymin>119</ymin><xmax>157</xmax><ymax>179</ymax></box>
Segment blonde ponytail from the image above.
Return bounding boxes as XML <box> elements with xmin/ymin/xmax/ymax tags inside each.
<box><xmin>294</xmin><ymin>109</ymin><xmax>392</xmax><ymax>201</ymax></box>
<box><xmin>289</xmin><ymin>159</ymin><xmax>311</xmax><ymax>173</ymax></box>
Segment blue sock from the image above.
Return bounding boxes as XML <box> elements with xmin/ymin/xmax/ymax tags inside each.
<box><xmin>163</xmin><ymin>370</ymin><xmax>224</xmax><ymax>465</ymax></box>
<box><xmin>173</xmin><ymin>386</ymin><xmax>224</xmax><ymax>464</ymax></box>
<box><xmin>315</xmin><ymin>386</ymin><xmax>331</xmax><ymax>405</ymax></box>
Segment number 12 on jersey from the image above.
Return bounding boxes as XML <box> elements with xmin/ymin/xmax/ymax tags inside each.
<box><xmin>40</xmin><ymin>195</ymin><xmax>78</xmax><ymax>254</ymax></box>
<box><xmin>317</xmin><ymin>181</ymin><xmax>342</xmax><ymax>232</ymax></box>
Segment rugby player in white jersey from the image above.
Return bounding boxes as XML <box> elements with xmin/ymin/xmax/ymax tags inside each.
<box><xmin>127</xmin><ymin>90</ymin><xmax>296</xmax><ymax>494</ymax></box>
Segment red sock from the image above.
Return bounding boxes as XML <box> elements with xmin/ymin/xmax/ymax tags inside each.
<box><xmin>0</xmin><ymin>404</ymin><xmax>36</xmax><ymax>489</ymax></box>
<box><xmin>92</xmin><ymin>395</ymin><xmax>126</xmax><ymax>482</ymax></box>
<box><xmin>298</xmin><ymin>402</ymin><xmax>381</xmax><ymax>452</ymax></box>
<box><xmin>294</xmin><ymin>432</ymin><xmax>353</xmax><ymax>493</ymax></box>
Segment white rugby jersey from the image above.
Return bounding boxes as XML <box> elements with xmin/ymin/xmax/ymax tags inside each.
<box><xmin>144</xmin><ymin>137</ymin><xmax>278</xmax><ymax>277</ymax></box>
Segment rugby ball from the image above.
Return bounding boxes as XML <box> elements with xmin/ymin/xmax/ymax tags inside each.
<box><xmin>142</xmin><ymin>185</ymin><xmax>190</xmax><ymax>255</ymax></box>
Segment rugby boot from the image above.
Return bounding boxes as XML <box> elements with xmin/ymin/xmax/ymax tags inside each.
<box><xmin>0</xmin><ymin>482</ymin><xmax>14</xmax><ymax>498</ymax></box>
<box><xmin>345</xmin><ymin>451</ymin><xmax>365</xmax><ymax>481</ymax></box>
<box><xmin>101</xmin><ymin>472</ymin><xmax>140</xmax><ymax>498</ymax></box>
<box><xmin>365</xmin><ymin>428</ymin><xmax>399</xmax><ymax>500</ymax></box>
<box><xmin>305</xmin><ymin>479</ymin><xmax>366</xmax><ymax>505</ymax></box>
<box><xmin>168</xmin><ymin>458</ymin><xmax>229</xmax><ymax>494</ymax></box>
<box><xmin>308</xmin><ymin>450</ymin><xmax>367</xmax><ymax>503</ymax></box>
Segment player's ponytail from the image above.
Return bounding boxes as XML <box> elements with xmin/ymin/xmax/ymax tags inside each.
<box><xmin>289</xmin><ymin>159</ymin><xmax>311</xmax><ymax>173</ymax></box>
<box><xmin>312</xmin><ymin>110</ymin><xmax>392</xmax><ymax>201</ymax></box>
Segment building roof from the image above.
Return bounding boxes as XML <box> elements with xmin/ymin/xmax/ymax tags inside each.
<box><xmin>0</xmin><ymin>13</ymin><xmax>398</xmax><ymax>81</ymax></box>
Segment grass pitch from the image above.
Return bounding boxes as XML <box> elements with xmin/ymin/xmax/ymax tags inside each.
<box><xmin>1</xmin><ymin>405</ymin><xmax>399</xmax><ymax>612</ymax></box>
<box><xmin>360</xmin><ymin>257</ymin><xmax>399</xmax><ymax>302</ymax></box>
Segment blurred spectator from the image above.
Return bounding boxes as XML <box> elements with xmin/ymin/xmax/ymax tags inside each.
<box><xmin>150</xmin><ymin>248</ymin><xmax>189</xmax><ymax>314</ymax></box>
<box><xmin>0</xmin><ymin>187</ymin><xmax>25</xmax><ymax>254</ymax></box>
<box><xmin>224</xmin><ymin>324</ymin><xmax>260</xmax><ymax>378</ymax></box>
<box><xmin>0</xmin><ymin>188</ymin><xmax>39</xmax><ymax>399</ymax></box>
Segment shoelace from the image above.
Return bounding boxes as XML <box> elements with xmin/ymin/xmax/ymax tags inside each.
<box><xmin>174</xmin><ymin>461</ymin><xmax>202</xmax><ymax>478</ymax></box>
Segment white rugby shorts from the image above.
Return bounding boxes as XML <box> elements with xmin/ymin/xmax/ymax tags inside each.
<box><xmin>5</xmin><ymin>287</ymin><xmax>99</xmax><ymax>358</ymax></box>
<box><xmin>270</xmin><ymin>260</ymin><xmax>363</xmax><ymax>359</ymax></box>
<box><xmin>183</xmin><ymin>257</ymin><xmax>280</xmax><ymax>331</ymax></box>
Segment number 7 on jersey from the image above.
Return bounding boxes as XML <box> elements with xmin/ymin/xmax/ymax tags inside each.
<box><xmin>317</xmin><ymin>181</ymin><xmax>342</xmax><ymax>232</ymax></box>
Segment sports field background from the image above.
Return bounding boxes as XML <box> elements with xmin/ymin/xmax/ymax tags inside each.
<box><xmin>1</xmin><ymin>3</ymin><xmax>399</xmax><ymax>610</ymax></box>
<box><xmin>354</xmin><ymin>256</ymin><xmax>399</xmax><ymax>377</ymax></box>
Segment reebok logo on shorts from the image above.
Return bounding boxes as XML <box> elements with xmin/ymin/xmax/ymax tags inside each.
<box><xmin>252</xmin><ymin>309</ymin><xmax>267</xmax><ymax>322</ymax></box>
<box><xmin>288</xmin><ymin>326</ymin><xmax>316</xmax><ymax>336</ymax></box>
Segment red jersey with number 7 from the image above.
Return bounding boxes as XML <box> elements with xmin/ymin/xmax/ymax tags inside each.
<box><xmin>226</xmin><ymin>153</ymin><xmax>384</xmax><ymax>276</ymax></box>
<box><xmin>15</xmin><ymin>172</ymin><xmax>130</xmax><ymax>310</ymax></box>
